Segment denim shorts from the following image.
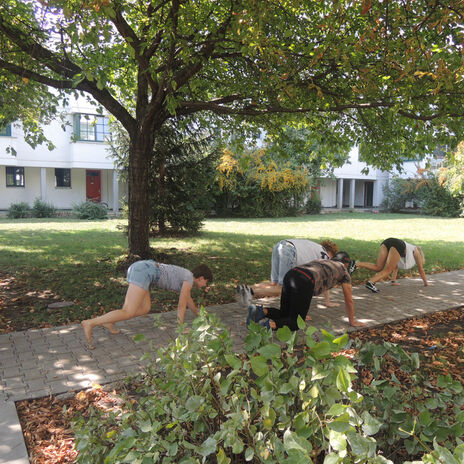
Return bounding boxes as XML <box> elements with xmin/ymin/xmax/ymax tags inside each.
<box><xmin>127</xmin><ymin>260</ymin><xmax>161</xmax><ymax>291</ymax></box>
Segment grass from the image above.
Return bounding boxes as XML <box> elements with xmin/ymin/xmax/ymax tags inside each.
<box><xmin>1</xmin><ymin>212</ymin><xmax>463</xmax><ymax>330</ymax></box>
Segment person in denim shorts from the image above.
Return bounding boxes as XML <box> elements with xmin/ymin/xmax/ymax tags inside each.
<box><xmin>81</xmin><ymin>261</ymin><xmax>213</xmax><ymax>349</ymax></box>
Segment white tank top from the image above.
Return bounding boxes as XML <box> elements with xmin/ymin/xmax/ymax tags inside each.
<box><xmin>398</xmin><ymin>242</ymin><xmax>416</xmax><ymax>269</ymax></box>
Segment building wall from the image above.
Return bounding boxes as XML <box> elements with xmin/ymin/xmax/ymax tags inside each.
<box><xmin>319</xmin><ymin>179</ymin><xmax>337</xmax><ymax>208</ymax></box>
<box><xmin>0</xmin><ymin>94</ymin><xmax>126</xmax><ymax>211</ymax></box>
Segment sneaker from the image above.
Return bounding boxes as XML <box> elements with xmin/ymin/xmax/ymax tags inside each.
<box><xmin>259</xmin><ymin>319</ymin><xmax>271</xmax><ymax>330</ymax></box>
<box><xmin>246</xmin><ymin>304</ymin><xmax>256</xmax><ymax>327</ymax></box>
<box><xmin>246</xmin><ymin>305</ymin><xmax>266</xmax><ymax>327</ymax></box>
<box><xmin>253</xmin><ymin>305</ymin><xmax>265</xmax><ymax>322</ymax></box>
<box><xmin>365</xmin><ymin>281</ymin><xmax>379</xmax><ymax>293</ymax></box>
<box><xmin>348</xmin><ymin>260</ymin><xmax>357</xmax><ymax>274</ymax></box>
<box><xmin>236</xmin><ymin>284</ymin><xmax>254</xmax><ymax>309</ymax></box>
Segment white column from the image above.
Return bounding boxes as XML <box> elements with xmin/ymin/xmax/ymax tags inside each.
<box><xmin>112</xmin><ymin>170</ymin><xmax>119</xmax><ymax>213</ymax></box>
<box><xmin>337</xmin><ymin>178</ymin><xmax>344</xmax><ymax>209</ymax></box>
<box><xmin>349</xmin><ymin>179</ymin><xmax>355</xmax><ymax>209</ymax></box>
<box><xmin>40</xmin><ymin>168</ymin><xmax>47</xmax><ymax>201</ymax></box>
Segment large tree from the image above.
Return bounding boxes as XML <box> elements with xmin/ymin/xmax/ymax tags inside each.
<box><xmin>1</xmin><ymin>0</ymin><xmax>463</xmax><ymax>256</ymax></box>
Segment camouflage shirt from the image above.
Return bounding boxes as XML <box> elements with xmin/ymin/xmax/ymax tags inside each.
<box><xmin>295</xmin><ymin>259</ymin><xmax>351</xmax><ymax>296</ymax></box>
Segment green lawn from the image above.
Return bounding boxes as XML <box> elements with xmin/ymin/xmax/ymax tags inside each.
<box><xmin>1</xmin><ymin>213</ymin><xmax>463</xmax><ymax>330</ymax></box>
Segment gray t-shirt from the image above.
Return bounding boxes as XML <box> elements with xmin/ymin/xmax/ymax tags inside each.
<box><xmin>287</xmin><ymin>239</ymin><xmax>330</xmax><ymax>265</ymax></box>
<box><xmin>157</xmin><ymin>263</ymin><xmax>194</xmax><ymax>292</ymax></box>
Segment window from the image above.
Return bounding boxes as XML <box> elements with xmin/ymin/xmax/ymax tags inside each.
<box><xmin>73</xmin><ymin>113</ymin><xmax>111</xmax><ymax>142</ymax></box>
<box><xmin>6</xmin><ymin>166</ymin><xmax>25</xmax><ymax>187</ymax></box>
<box><xmin>0</xmin><ymin>124</ymin><xmax>12</xmax><ymax>136</ymax></box>
<box><xmin>55</xmin><ymin>168</ymin><xmax>71</xmax><ymax>188</ymax></box>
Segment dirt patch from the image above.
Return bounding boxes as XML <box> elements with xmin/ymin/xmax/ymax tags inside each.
<box><xmin>0</xmin><ymin>271</ymin><xmax>60</xmax><ymax>333</ymax></box>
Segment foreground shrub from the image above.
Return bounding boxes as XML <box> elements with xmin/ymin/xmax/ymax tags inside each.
<box><xmin>73</xmin><ymin>312</ymin><xmax>464</xmax><ymax>463</ymax></box>
<box><xmin>305</xmin><ymin>193</ymin><xmax>322</xmax><ymax>215</ymax></box>
<box><xmin>416</xmin><ymin>177</ymin><xmax>462</xmax><ymax>218</ymax></box>
<box><xmin>31</xmin><ymin>198</ymin><xmax>56</xmax><ymax>218</ymax></box>
<box><xmin>72</xmin><ymin>200</ymin><xmax>108</xmax><ymax>220</ymax></box>
<box><xmin>7</xmin><ymin>202</ymin><xmax>30</xmax><ymax>218</ymax></box>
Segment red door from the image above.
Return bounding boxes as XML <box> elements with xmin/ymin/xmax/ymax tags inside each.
<box><xmin>86</xmin><ymin>170</ymin><xmax>101</xmax><ymax>202</ymax></box>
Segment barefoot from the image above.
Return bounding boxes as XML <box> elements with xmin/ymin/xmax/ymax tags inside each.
<box><xmin>325</xmin><ymin>302</ymin><xmax>340</xmax><ymax>308</ymax></box>
<box><xmin>81</xmin><ymin>320</ymin><xmax>95</xmax><ymax>349</ymax></box>
<box><xmin>103</xmin><ymin>323</ymin><xmax>120</xmax><ymax>334</ymax></box>
<box><xmin>391</xmin><ymin>281</ymin><xmax>401</xmax><ymax>286</ymax></box>
<box><xmin>305</xmin><ymin>314</ymin><xmax>312</xmax><ymax>322</ymax></box>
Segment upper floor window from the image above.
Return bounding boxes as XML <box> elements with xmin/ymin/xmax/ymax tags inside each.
<box><xmin>0</xmin><ymin>124</ymin><xmax>12</xmax><ymax>136</ymax></box>
<box><xmin>55</xmin><ymin>168</ymin><xmax>71</xmax><ymax>188</ymax></box>
<box><xmin>73</xmin><ymin>113</ymin><xmax>111</xmax><ymax>142</ymax></box>
<box><xmin>6</xmin><ymin>166</ymin><xmax>25</xmax><ymax>187</ymax></box>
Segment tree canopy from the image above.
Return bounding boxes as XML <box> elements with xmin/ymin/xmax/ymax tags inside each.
<box><xmin>1</xmin><ymin>0</ymin><xmax>463</xmax><ymax>255</ymax></box>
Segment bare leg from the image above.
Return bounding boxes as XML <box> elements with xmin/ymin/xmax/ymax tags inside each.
<box><xmin>370</xmin><ymin>248</ymin><xmax>401</xmax><ymax>284</ymax></box>
<box><xmin>357</xmin><ymin>245</ymin><xmax>389</xmax><ymax>272</ymax></box>
<box><xmin>81</xmin><ymin>284</ymin><xmax>151</xmax><ymax>348</ymax></box>
<box><xmin>102</xmin><ymin>323</ymin><xmax>121</xmax><ymax>334</ymax></box>
<box><xmin>251</xmin><ymin>281</ymin><xmax>282</xmax><ymax>298</ymax></box>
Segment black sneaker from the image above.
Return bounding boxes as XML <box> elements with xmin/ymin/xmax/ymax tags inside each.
<box><xmin>365</xmin><ymin>281</ymin><xmax>379</xmax><ymax>293</ymax></box>
<box><xmin>348</xmin><ymin>260</ymin><xmax>357</xmax><ymax>274</ymax></box>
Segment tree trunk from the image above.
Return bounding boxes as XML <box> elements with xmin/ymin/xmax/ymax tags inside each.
<box><xmin>128</xmin><ymin>133</ymin><xmax>154</xmax><ymax>258</ymax></box>
<box><xmin>158</xmin><ymin>157</ymin><xmax>167</xmax><ymax>234</ymax></box>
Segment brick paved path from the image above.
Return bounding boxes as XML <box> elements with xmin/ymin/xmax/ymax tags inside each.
<box><xmin>1</xmin><ymin>270</ymin><xmax>463</xmax><ymax>463</ymax></box>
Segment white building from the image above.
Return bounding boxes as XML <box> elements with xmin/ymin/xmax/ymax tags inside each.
<box><xmin>0</xmin><ymin>96</ymin><xmax>126</xmax><ymax>212</ymax></box>
<box><xmin>1</xmin><ymin>102</ymin><xmax>430</xmax><ymax>213</ymax></box>
<box><xmin>318</xmin><ymin>147</ymin><xmax>390</xmax><ymax>209</ymax></box>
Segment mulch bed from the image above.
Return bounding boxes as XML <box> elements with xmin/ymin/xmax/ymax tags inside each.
<box><xmin>15</xmin><ymin>306</ymin><xmax>464</xmax><ymax>463</ymax></box>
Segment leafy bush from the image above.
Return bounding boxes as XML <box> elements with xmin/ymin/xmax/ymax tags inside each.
<box><xmin>415</xmin><ymin>177</ymin><xmax>462</xmax><ymax>218</ymax></box>
<box><xmin>355</xmin><ymin>340</ymin><xmax>464</xmax><ymax>462</ymax></box>
<box><xmin>382</xmin><ymin>177</ymin><xmax>417</xmax><ymax>212</ymax></box>
<box><xmin>7</xmin><ymin>202</ymin><xmax>30</xmax><ymax>218</ymax></box>
<box><xmin>72</xmin><ymin>200</ymin><xmax>108</xmax><ymax>220</ymax></box>
<box><xmin>305</xmin><ymin>193</ymin><xmax>322</xmax><ymax>215</ymax></box>
<box><xmin>73</xmin><ymin>312</ymin><xmax>464</xmax><ymax>463</ymax></box>
<box><xmin>213</xmin><ymin>149</ymin><xmax>309</xmax><ymax>218</ymax></box>
<box><xmin>31</xmin><ymin>198</ymin><xmax>56</xmax><ymax>218</ymax></box>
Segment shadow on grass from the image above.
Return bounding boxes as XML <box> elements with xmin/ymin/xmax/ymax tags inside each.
<box><xmin>1</xmin><ymin>215</ymin><xmax>463</xmax><ymax>330</ymax></box>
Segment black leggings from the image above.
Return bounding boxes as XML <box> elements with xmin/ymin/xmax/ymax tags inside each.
<box><xmin>381</xmin><ymin>238</ymin><xmax>406</xmax><ymax>257</ymax></box>
<box><xmin>266</xmin><ymin>267</ymin><xmax>315</xmax><ymax>331</ymax></box>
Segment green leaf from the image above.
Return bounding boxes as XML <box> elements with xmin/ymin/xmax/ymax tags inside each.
<box><xmin>277</xmin><ymin>326</ymin><xmax>293</xmax><ymax>343</ymax></box>
<box><xmin>327</xmin><ymin>414</ymin><xmax>351</xmax><ymax>433</ymax></box>
<box><xmin>217</xmin><ymin>447</ymin><xmax>231</xmax><ymax>464</ymax></box>
<box><xmin>197</xmin><ymin>437</ymin><xmax>217</xmax><ymax>457</ymax></box>
<box><xmin>132</xmin><ymin>333</ymin><xmax>146</xmax><ymax>343</ymax></box>
<box><xmin>258</xmin><ymin>343</ymin><xmax>281</xmax><ymax>359</ymax></box>
<box><xmin>224</xmin><ymin>354</ymin><xmax>242</xmax><ymax>369</ymax></box>
<box><xmin>250</xmin><ymin>355</ymin><xmax>268</xmax><ymax>377</ymax></box>
<box><xmin>419</xmin><ymin>410</ymin><xmax>432</xmax><ymax>426</ymax></box>
<box><xmin>310</xmin><ymin>341</ymin><xmax>332</xmax><ymax>359</ymax></box>
<box><xmin>332</xmin><ymin>333</ymin><xmax>349</xmax><ymax>347</ymax></box>
<box><xmin>104</xmin><ymin>437</ymin><xmax>136</xmax><ymax>463</ymax></box>
<box><xmin>335</xmin><ymin>367</ymin><xmax>351</xmax><ymax>392</ymax></box>
<box><xmin>361</xmin><ymin>411</ymin><xmax>382</xmax><ymax>436</ymax></box>
<box><xmin>432</xmin><ymin>440</ymin><xmax>460</xmax><ymax>464</ymax></box>
<box><xmin>297</xmin><ymin>314</ymin><xmax>305</xmax><ymax>330</ymax></box>
<box><xmin>328</xmin><ymin>429</ymin><xmax>347</xmax><ymax>452</ymax></box>
<box><xmin>425</xmin><ymin>398</ymin><xmax>438</xmax><ymax>409</ymax></box>
<box><xmin>245</xmin><ymin>447</ymin><xmax>254</xmax><ymax>461</ymax></box>
<box><xmin>283</xmin><ymin>429</ymin><xmax>312</xmax><ymax>454</ymax></box>
<box><xmin>185</xmin><ymin>396</ymin><xmax>203</xmax><ymax>412</ymax></box>
<box><xmin>327</xmin><ymin>404</ymin><xmax>346</xmax><ymax>417</ymax></box>
<box><xmin>323</xmin><ymin>454</ymin><xmax>341</xmax><ymax>464</ymax></box>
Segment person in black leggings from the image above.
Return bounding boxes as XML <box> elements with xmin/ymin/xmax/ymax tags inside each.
<box><xmin>247</xmin><ymin>252</ymin><xmax>365</xmax><ymax>331</ymax></box>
